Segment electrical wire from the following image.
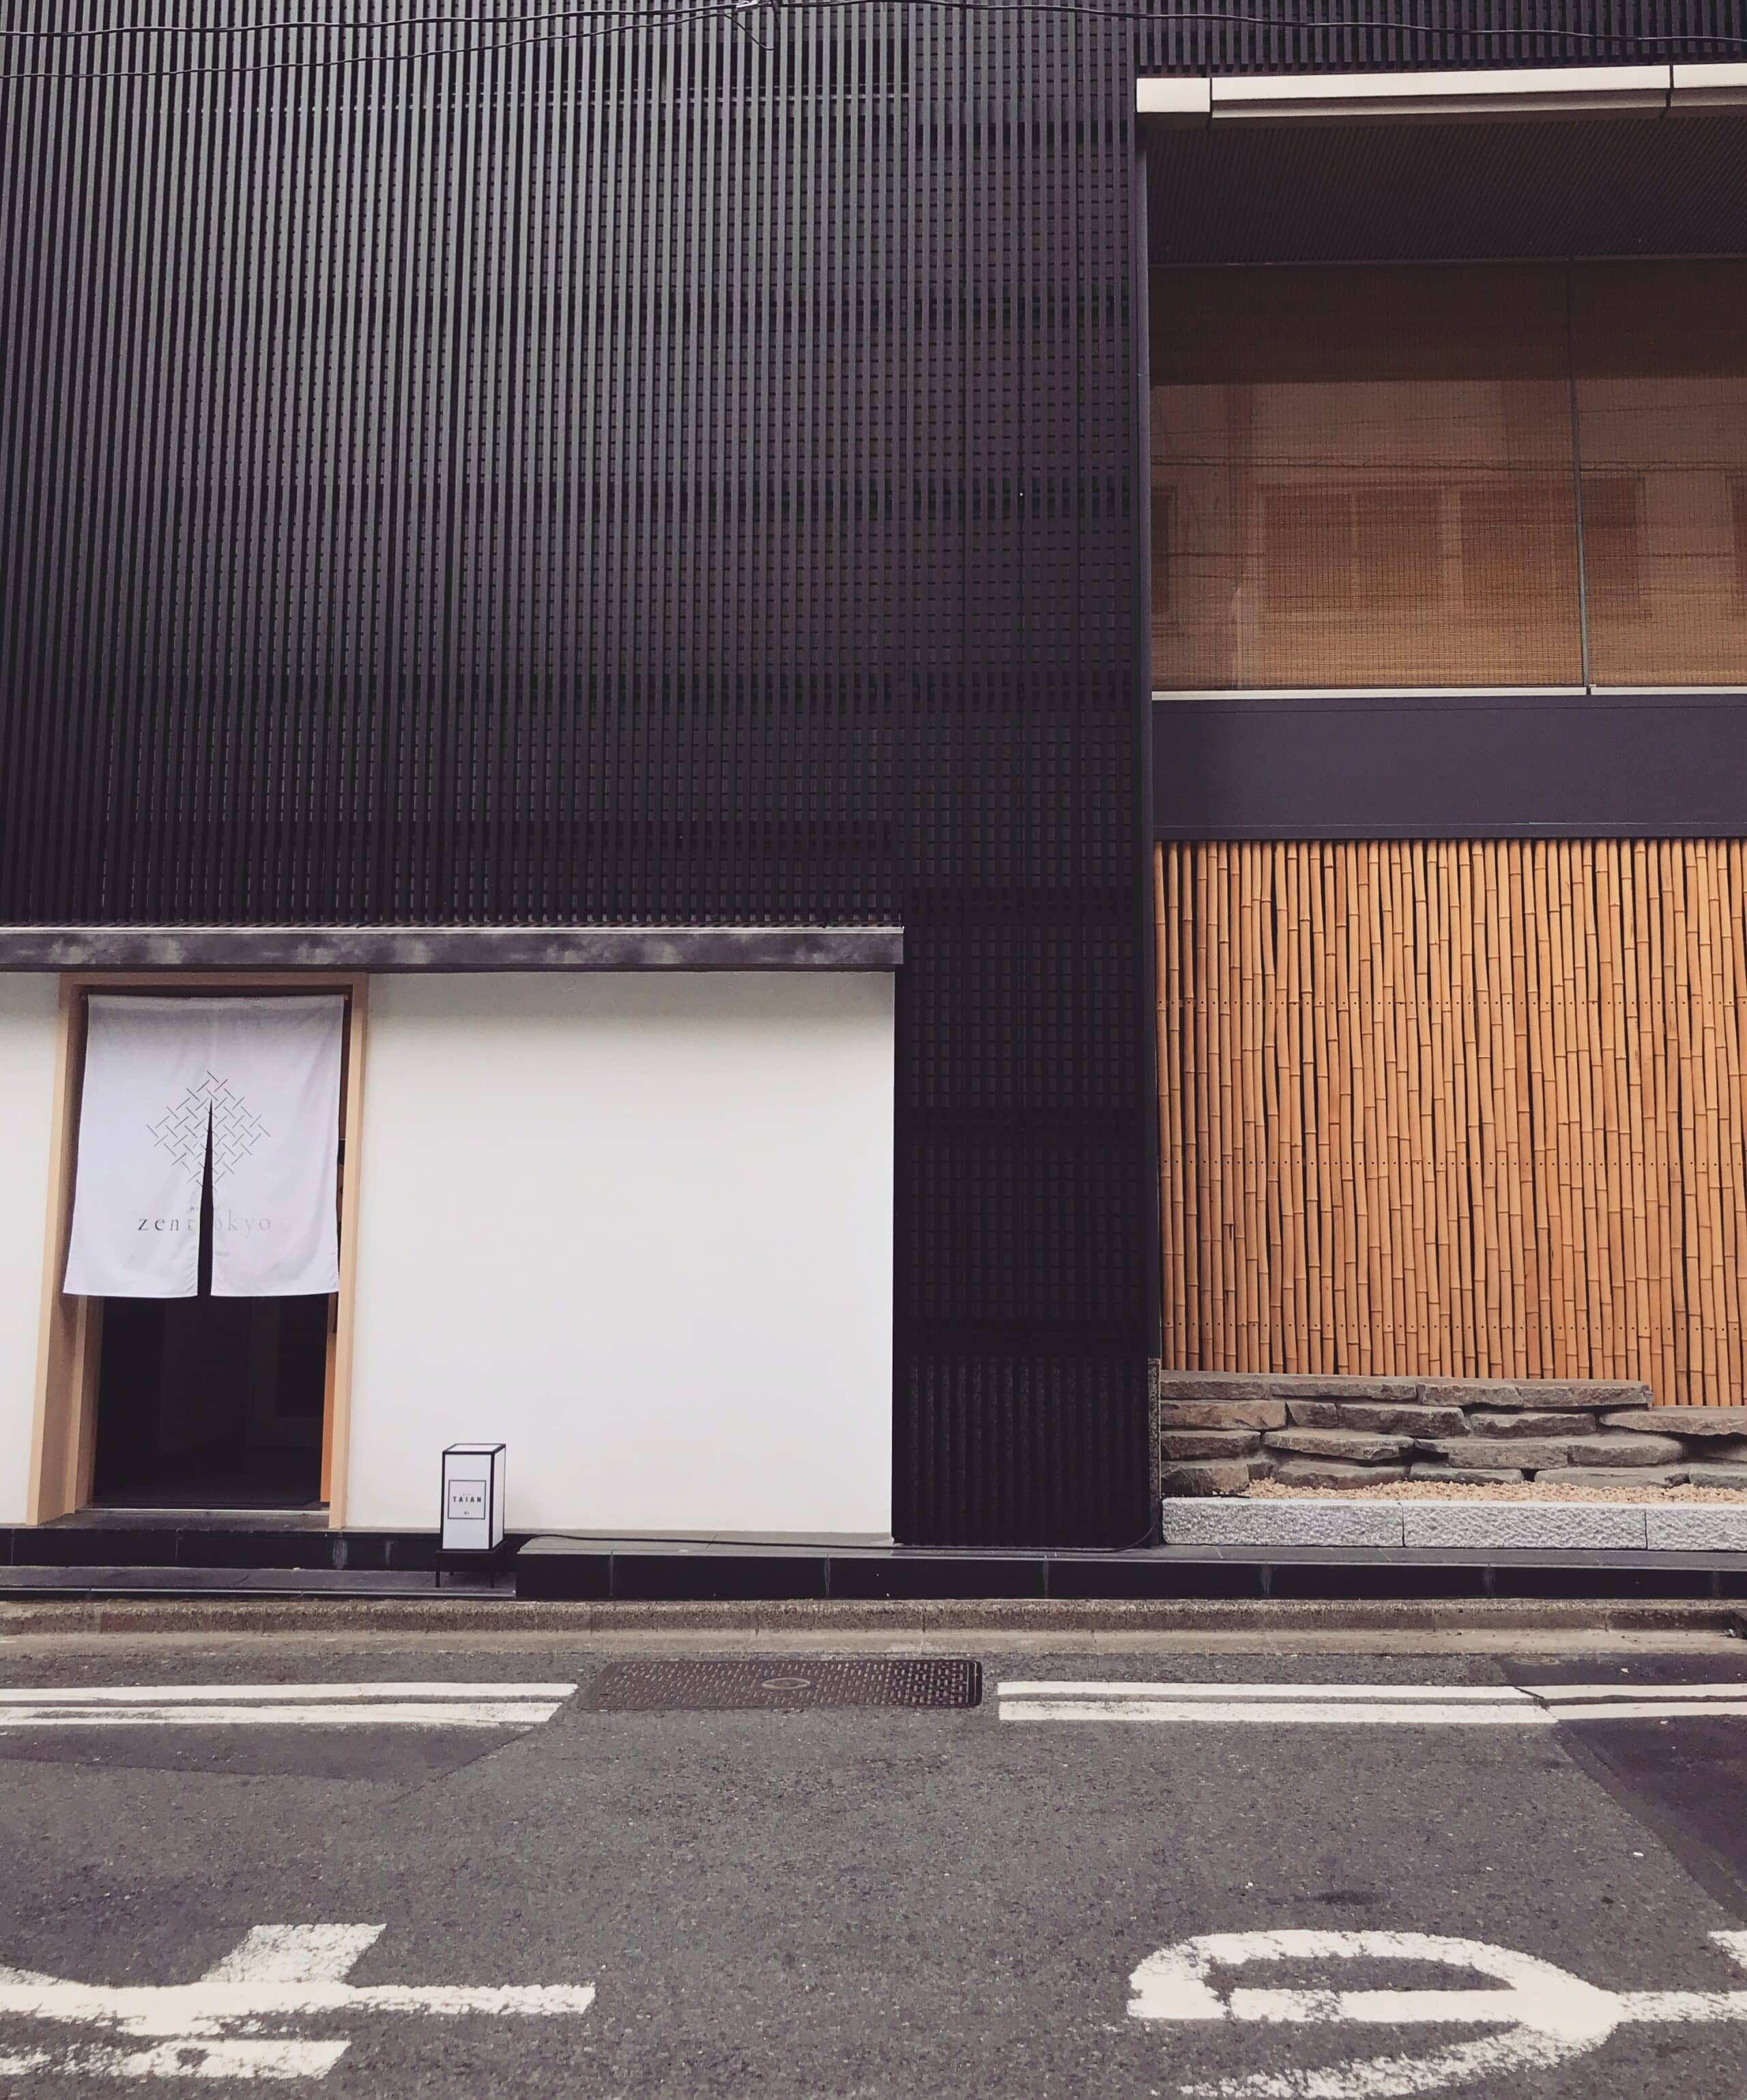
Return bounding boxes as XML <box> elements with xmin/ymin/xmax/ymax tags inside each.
<box><xmin>7</xmin><ymin>0</ymin><xmax>1746</xmax><ymax>41</ymax></box>
<box><xmin>4</xmin><ymin>1</ymin><xmax>1745</xmax><ymax>83</ymax></box>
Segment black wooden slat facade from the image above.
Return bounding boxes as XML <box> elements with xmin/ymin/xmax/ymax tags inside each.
<box><xmin>4</xmin><ymin>2</ymin><xmax>1744</xmax><ymax>1545</ymax></box>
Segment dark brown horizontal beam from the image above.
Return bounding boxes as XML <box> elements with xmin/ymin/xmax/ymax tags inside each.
<box><xmin>0</xmin><ymin>925</ymin><xmax>904</xmax><ymax>974</ymax></box>
<box><xmin>1153</xmin><ymin>689</ymin><xmax>1747</xmax><ymax>839</ymax></box>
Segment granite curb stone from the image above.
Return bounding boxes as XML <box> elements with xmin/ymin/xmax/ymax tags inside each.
<box><xmin>1160</xmin><ymin>1500</ymin><xmax>1405</xmax><ymax>1548</ymax></box>
<box><xmin>1161</xmin><ymin>1495</ymin><xmax>1747</xmax><ymax>1552</ymax></box>
<box><xmin>1644</xmin><ymin>1506</ymin><xmax>1747</xmax><ymax>1551</ymax></box>
<box><xmin>1398</xmin><ymin>1504</ymin><xmax>1648</xmax><ymax>1550</ymax></box>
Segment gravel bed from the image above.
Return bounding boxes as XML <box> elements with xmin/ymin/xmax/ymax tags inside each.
<box><xmin>1249</xmin><ymin>1479</ymin><xmax>1747</xmax><ymax>1504</ymax></box>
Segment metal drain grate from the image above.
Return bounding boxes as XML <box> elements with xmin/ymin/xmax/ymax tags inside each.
<box><xmin>586</xmin><ymin>1658</ymin><xmax>983</xmax><ymax>1712</ymax></box>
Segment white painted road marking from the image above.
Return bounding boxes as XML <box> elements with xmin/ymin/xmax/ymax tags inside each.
<box><xmin>0</xmin><ymin>1683</ymin><xmax>575</xmax><ymax>1730</ymax></box>
<box><xmin>1129</xmin><ymin>1927</ymin><xmax>1747</xmax><ymax>2099</ymax></box>
<box><xmin>0</xmin><ymin>1923</ymin><xmax>595</xmax><ymax>2078</ymax></box>
<box><xmin>998</xmin><ymin>1679</ymin><xmax>1747</xmax><ymax>1725</ymax></box>
<box><xmin>0</xmin><ymin>1684</ymin><xmax>578</xmax><ymax>1704</ymax></box>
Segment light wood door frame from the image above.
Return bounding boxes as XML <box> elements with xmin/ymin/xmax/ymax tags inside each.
<box><xmin>27</xmin><ymin>973</ymin><xmax>369</xmax><ymax>1528</ymax></box>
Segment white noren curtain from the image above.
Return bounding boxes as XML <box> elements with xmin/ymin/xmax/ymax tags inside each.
<box><xmin>64</xmin><ymin>996</ymin><xmax>345</xmax><ymax>1299</ymax></box>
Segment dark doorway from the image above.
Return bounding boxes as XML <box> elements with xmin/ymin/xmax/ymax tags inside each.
<box><xmin>91</xmin><ymin>1293</ymin><xmax>329</xmax><ymax>1509</ymax></box>
<box><xmin>87</xmin><ymin>1041</ymin><xmax>334</xmax><ymax>1512</ymax></box>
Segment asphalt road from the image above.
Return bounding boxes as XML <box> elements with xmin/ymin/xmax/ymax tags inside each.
<box><xmin>0</xmin><ymin>1637</ymin><xmax>1744</xmax><ymax>2098</ymax></box>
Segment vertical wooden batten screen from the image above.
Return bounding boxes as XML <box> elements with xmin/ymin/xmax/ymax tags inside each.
<box><xmin>1155</xmin><ymin>839</ymin><xmax>1747</xmax><ymax>1407</ymax></box>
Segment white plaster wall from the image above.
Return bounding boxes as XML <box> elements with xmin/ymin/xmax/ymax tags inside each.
<box><xmin>346</xmin><ymin>973</ymin><xmax>894</xmax><ymax>1536</ymax></box>
<box><xmin>0</xmin><ymin>979</ymin><xmax>61</xmax><ymax>1523</ymax></box>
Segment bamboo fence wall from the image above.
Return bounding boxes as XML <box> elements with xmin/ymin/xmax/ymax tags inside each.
<box><xmin>1154</xmin><ymin>839</ymin><xmax>1747</xmax><ymax>1405</ymax></box>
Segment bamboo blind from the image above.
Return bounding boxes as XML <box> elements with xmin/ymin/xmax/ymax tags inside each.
<box><xmin>1150</xmin><ymin>261</ymin><xmax>1747</xmax><ymax>694</ymax></box>
<box><xmin>1155</xmin><ymin>839</ymin><xmax>1747</xmax><ymax>1405</ymax></box>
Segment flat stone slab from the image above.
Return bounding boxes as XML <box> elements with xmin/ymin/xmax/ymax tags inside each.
<box><xmin>1420</xmin><ymin>1379</ymin><xmax>1647</xmax><ymax>1411</ymax></box>
<box><xmin>1159</xmin><ymin>1461</ymin><xmax>1251</xmax><ymax>1498</ymax></box>
<box><xmin>1271</xmin><ymin>1458</ymin><xmax>1410</xmax><ymax>1490</ymax></box>
<box><xmin>1559</xmin><ymin>1433</ymin><xmax>1688</xmax><ymax>1466</ymax></box>
<box><xmin>1688</xmin><ymin>1462</ymin><xmax>1747</xmax><ymax>1488</ymax></box>
<box><xmin>1320</xmin><ymin>1402</ymin><xmax>1472</xmax><ymax>1438</ymax></box>
<box><xmin>1265</xmin><ymin>1428</ymin><xmax>1416</xmax><ymax>1463</ymax></box>
<box><xmin>1535</xmin><ymin>1466</ymin><xmax>1689</xmax><ymax>1488</ymax></box>
<box><xmin>1159</xmin><ymin>1428</ymin><xmax>1263</xmax><ymax>1461</ymax></box>
<box><xmin>1265</xmin><ymin>1377</ymin><xmax>1422</xmax><ymax>1403</ymax></box>
<box><xmin>1409</xmin><ymin>1463</ymin><xmax>1529</xmax><ymax>1484</ymax></box>
<box><xmin>1424</xmin><ymin>1437</ymin><xmax>1578</xmax><ymax>1469</ymax></box>
<box><xmin>1644</xmin><ymin>1505</ymin><xmax>1747</xmax><ymax>1551</ymax></box>
<box><xmin>1160</xmin><ymin>1499</ymin><xmax>1404</xmax><ymax>1548</ymax></box>
<box><xmin>1283</xmin><ymin>1400</ymin><xmax>1344</xmax><ymax>1427</ymax></box>
<box><xmin>1157</xmin><ymin>1399</ymin><xmax>1286</xmax><ymax>1431</ymax></box>
<box><xmin>1399</xmin><ymin>1503</ymin><xmax>1649</xmax><ymax>1549</ymax></box>
<box><xmin>1600</xmin><ymin>1407</ymin><xmax>1747</xmax><ymax>1436</ymax></box>
<box><xmin>1464</xmin><ymin>1409</ymin><xmax>1599</xmax><ymax>1438</ymax></box>
<box><xmin>1153</xmin><ymin>1377</ymin><xmax>1288</xmax><ymax>1404</ymax></box>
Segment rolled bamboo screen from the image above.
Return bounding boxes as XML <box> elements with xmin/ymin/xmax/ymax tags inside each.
<box><xmin>1150</xmin><ymin>259</ymin><xmax>1747</xmax><ymax>694</ymax></box>
<box><xmin>1155</xmin><ymin>839</ymin><xmax>1747</xmax><ymax>1405</ymax></box>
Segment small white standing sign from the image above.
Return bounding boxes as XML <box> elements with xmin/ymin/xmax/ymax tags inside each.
<box><xmin>440</xmin><ymin>1443</ymin><xmax>506</xmax><ymax>1554</ymax></box>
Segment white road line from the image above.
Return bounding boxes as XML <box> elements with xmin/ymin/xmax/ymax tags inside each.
<box><xmin>0</xmin><ymin>1683</ymin><xmax>576</xmax><ymax>1731</ymax></box>
<box><xmin>1002</xmin><ymin>1699</ymin><xmax>1553</xmax><ymax>1725</ymax></box>
<box><xmin>1532</xmin><ymin>1699</ymin><xmax>1747</xmax><ymax>1722</ymax></box>
<box><xmin>0</xmin><ymin>1682</ymin><xmax>575</xmax><ymax>1704</ymax></box>
<box><xmin>0</xmin><ymin>1923</ymin><xmax>596</xmax><ymax>2078</ymax></box>
<box><xmin>1130</xmin><ymin>1927</ymin><xmax>1747</xmax><ymax>2099</ymax></box>
<box><xmin>0</xmin><ymin>1702</ymin><xmax>563</xmax><ymax>1729</ymax></box>
<box><xmin>1531</xmin><ymin>1681</ymin><xmax>1747</xmax><ymax>1701</ymax></box>
<box><xmin>998</xmin><ymin>1682</ymin><xmax>1537</xmax><ymax>1701</ymax></box>
<box><xmin>997</xmin><ymin>1679</ymin><xmax>1747</xmax><ymax>1725</ymax></box>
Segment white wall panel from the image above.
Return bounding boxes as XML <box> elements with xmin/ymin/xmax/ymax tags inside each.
<box><xmin>0</xmin><ymin>979</ymin><xmax>61</xmax><ymax>1523</ymax></box>
<box><xmin>346</xmin><ymin>973</ymin><xmax>893</xmax><ymax>1536</ymax></box>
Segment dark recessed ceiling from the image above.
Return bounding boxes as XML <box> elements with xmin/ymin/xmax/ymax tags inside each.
<box><xmin>1146</xmin><ymin>112</ymin><xmax>1747</xmax><ymax>264</ymax></box>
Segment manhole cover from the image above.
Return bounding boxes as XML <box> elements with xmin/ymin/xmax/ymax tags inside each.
<box><xmin>586</xmin><ymin>1658</ymin><xmax>982</xmax><ymax>1712</ymax></box>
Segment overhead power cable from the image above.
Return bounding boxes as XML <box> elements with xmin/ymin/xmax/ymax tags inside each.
<box><xmin>7</xmin><ymin>1</ymin><xmax>1747</xmax><ymax>40</ymax></box>
<box><xmin>4</xmin><ymin>2</ymin><xmax>1745</xmax><ymax>84</ymax></box>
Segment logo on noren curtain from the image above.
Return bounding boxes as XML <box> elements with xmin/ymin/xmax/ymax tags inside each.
<box><xmin>149</xmin><ymin>1071</ymin><xmax>270</xmax><ymax>1186</ymax></box>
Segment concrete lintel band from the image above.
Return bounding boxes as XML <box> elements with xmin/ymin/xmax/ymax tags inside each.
<box><xmin>0</xmin><ymin>926</ymin><xmax>904</xmax><ymax>974</ymax></box>
<box><xmin>1138</xmin><ymin>60</ymin><xmax>1747</xmax><ymax>126</ymax></box>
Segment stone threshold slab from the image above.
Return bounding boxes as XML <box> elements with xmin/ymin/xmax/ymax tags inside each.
<box><xmin>1161</xmin><ymin>1497</ymin><xmax>1747</xmax><ymax>1552</ymax></box>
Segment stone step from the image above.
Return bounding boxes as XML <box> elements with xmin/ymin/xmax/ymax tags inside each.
<box><xmin>1601</xmin><ymin>1407</ymin><xmax>1747</xmax><ymax>1436</ymax></box>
